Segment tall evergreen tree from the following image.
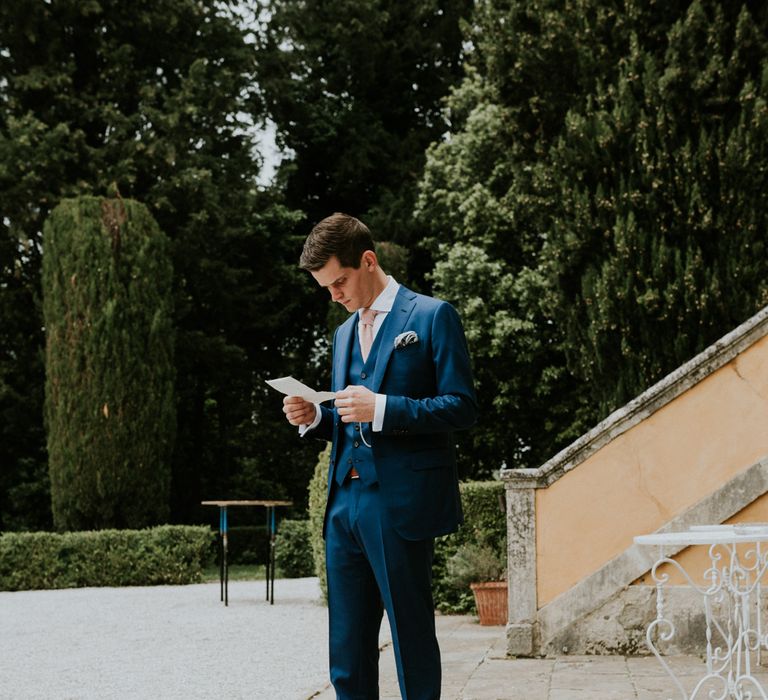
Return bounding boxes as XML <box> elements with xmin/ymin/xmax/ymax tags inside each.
<box><xmin>415</xmin><ymin>0</ymin><xmax>765</xmax><ymax>472</ymax></box>
<box><xmin>0</xmin><ymin>0</ymin><xmax>314</xmax><ymax>528</ymax></box>
<box><xmin>416</xmin><ymin>0</ymin><xmax>652</xmax><ymax>472</ymax></box>
<box><xmin>0</xmin><ymin>235</ymin><xmax>50</xmax><ymax>530</ymax></box>
<box><xmin>547</xmin><ymin>1</ymin><xmax>768</xmax><ymax>415</ymax></box>
<box><xmin>43</xmin><ymin>197</ymin><xmax>175</xmax><ymax>530</ymax></box>
<box><xmin>256</xmin><ymin>0</ymin><xmax>473</xmax><ymax>263</ymax></box>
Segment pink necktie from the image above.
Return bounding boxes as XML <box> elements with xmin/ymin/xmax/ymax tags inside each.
<box><xmin>359</xmin><ymin>308</ymin><xmax>379</xmax><ymax>362</ymax></box>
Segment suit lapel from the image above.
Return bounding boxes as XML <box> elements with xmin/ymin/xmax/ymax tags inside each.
<box><xmin>371</xmin><ymin>286</ymin><xmax>417</xmax><ymax>392</ymax></box>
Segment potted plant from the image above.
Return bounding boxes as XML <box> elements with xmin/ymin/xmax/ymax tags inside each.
<box><xmin>445</xmin><ymin>539</ymin><xmax>507</xmax><ymax>626</ymax></box>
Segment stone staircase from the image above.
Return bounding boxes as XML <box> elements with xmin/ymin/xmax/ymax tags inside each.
<box><xmin>501</xmin><ymin>305</ymin><xmax>768</xmax><ymax>656</ymax></box>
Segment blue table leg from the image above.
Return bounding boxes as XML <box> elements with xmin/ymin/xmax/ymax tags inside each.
<box><xmin>270</xmin><ymin>507</ymin><xmax>276</xmax><ymax>605</ymax></box>
<box><xmin>265</xmin><ymin>507</ymin><xmax>271</xmax><ymax>602</ymax></box>
<box><xmin>219</xmin><ymin>507</ymin><xmax>224</xmax><ymax>602</ymax></box>
<box><xmin>222</xmin><ymin>506</ymin><xmax>229</xmax><ymax>607</ymax></box>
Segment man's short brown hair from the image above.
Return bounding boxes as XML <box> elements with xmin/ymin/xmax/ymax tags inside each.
<box><xmin>299</xmin><ymin>213</ymin><xmax>375</xmax><ymax>271</ymax></box>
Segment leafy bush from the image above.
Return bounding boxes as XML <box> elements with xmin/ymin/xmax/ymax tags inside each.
<box><xmin>225</xmin><ymin>525</ymin><xmax>270</xmax><ymax>565</ymax></box>
<box><xmin>444</xmin><ymin>540</ymin><xmax>506</xmax><ymax>591</ymax></box>
<box><xmin>433</xmin><ymin>480</ymin><xmax>506</xmax><ymax>614</ymax></box>
<box><xmin>0</xmin><ymin>525</ymin><xmax>214</xmax><ymax>591</ymax></box>
<box><xmin>308</xmin><ymin>445</ymin><xmax>331</xmax><ymax>599</ymax></box>
<box><xmin>274</xmin><ymin>518</ymin><xmax>314</xmax><ymax>578</ymax></box>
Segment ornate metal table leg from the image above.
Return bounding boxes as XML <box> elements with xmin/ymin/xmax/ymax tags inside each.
<box><xmin>647</xmin><ymin>556</ymin><xmax>689</xmax><ymax>699</ymax></box>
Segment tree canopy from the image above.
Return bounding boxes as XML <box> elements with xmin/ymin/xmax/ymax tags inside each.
<box><xmin>0</xmin><ymin>0</ymin><xmax>316</xmax><ymax>528</ymax></box>
<box><xmin>256</xmin><ymin>0</ymin><xmax>473</xmax><ymax>266</ymax></box>
<box><xmin>3</xmin><ymin>0</ymin><xmax>768</xmax><ymax>529</ymax></box>
<box><xmin>417</xmin><ymin>0</ymin><xmax>768</xmax><ymax>472</ymax></box>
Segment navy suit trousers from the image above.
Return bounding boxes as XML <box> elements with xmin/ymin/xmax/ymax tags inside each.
<box><xmin>326</xmin><ymin>478</ymin><xmax>440</xmax><ymax>700</ymax></box>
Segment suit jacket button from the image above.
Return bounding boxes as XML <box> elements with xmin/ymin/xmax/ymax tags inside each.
<box><xmin>361</xmin><ymin>371</ymin><xmax>367</xmax><ymax>379</ymax></box>
<box><xmin>354</xmin><ymin>424</ymin><xmax>360</xmax><ymax>432</ymax></box>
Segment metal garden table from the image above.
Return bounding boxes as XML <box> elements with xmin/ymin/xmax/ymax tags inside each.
<box><xmin>201</xmin><ymin>500</ymin><xmax>293</xmax><ymax>606</ymax></box>
<box><xmin>635</xmin><ymin>525</ymin><xmax>768</xmax><ymax>699</ymax></box>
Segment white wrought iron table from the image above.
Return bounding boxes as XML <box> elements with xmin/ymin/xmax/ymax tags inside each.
<box><xmin>635</xmin><ymin>525</ymin><xmax>768</xmax><ymax>699</ymax></box>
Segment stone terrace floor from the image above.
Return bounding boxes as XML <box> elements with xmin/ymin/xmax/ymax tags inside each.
<box><xmin>2</xmin><ymin>578</ymin><xmax>767</xmax><ymax>699</ymax></box>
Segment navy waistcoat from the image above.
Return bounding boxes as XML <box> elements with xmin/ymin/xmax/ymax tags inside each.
<box><xmin>334</xmin><ymin>319</ymin><xmax>385</xmax><ymax>485</ymax></box>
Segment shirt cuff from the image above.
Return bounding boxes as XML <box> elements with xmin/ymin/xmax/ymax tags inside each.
<box><xmin>372</xmin><ymin>394</ymin><xmax>386</xmax><ymax>432</ymax></box>
<box><xmin>298</xmin><ymin>403</ymin><xmax>322</xmax><ymax>437</ymax></box>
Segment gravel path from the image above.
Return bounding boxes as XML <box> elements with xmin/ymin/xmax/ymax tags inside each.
<box><xmin>0</xmin><ymin>578</ymin><xmax>362</xmax><ymax>700</ymax></box>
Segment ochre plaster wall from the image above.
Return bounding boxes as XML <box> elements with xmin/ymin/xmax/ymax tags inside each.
<box><xmin>536</xmin><ymin>334</ymin><xmax>768</xmax><ymax>607</ymax></box>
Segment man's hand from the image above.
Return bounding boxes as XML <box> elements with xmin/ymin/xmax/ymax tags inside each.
<box><xmin>283</xmin><ymin>396</ymin><xmax>317</xmax><ymax>426</ymax></box>
<box><xmin>335</xmin><ymin>385</ymin><xmax>375</xmax><ymax>423</ymax></box>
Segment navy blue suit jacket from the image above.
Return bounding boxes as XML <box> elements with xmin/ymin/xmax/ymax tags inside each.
<box><xmin>310</xmin><ymin>285</ymin><xmax>477</xmax><ymax>541</ymax></box>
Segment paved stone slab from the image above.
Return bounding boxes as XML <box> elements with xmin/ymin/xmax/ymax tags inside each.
<box><xmin>311</xmin><ymin>615</ymin><xmax>502</xmax><ymax>699</ymax></box>
<box><xmin>3</xmin><ymin>580</ymin><xmax>768</xmax><ymax>699</ymax></box>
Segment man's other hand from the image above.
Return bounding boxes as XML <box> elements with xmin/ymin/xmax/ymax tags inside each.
<box><xmin>283</xmin><ymin>396</ymin><xmax>317</xmax><ymax>426</ymax></box>
<box><xmin>335</xmin><ymin>385</ymin><xmax>375</xmax><ymax>423</ymax></box>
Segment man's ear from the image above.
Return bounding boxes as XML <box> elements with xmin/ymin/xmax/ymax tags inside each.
<box><xmin>361</xmin><ymin>250</ymin><xmax>377</xmax><ymax>271</ymax></box>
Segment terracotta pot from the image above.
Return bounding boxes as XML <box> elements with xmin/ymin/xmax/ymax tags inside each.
<box><xmin>470</xmin><ymin>581</ymin><xmax>508</xmax><ymax>626</ymax></box>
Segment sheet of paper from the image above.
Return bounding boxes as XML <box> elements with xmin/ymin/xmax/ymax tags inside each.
<box><xmin>265</xmin><ymin>376</ymin><xmax>337</xmax><ymax>404</ymax></box>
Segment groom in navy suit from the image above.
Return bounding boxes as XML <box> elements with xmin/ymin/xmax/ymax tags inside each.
<box><xmin>283</xmin><ymin>213</ymin><xmax>477</xmax><ymax>699</ymax></box>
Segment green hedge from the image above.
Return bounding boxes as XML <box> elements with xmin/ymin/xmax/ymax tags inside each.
<box><xmin>433</xmin><ymin>481</ymin><xmax>506</xmax><ymax>614</ymax></box>
<box><xmin>308</xmin><ymin>445</ymin><xmax>331</xmax><ymax>599</ymax></box>
<box><xmin>222</xmin><ymin>525</ymin><xmax>270</xmax><ymax>565</ymax></box>
<box><xmin>0</xmin><ymin>525</ymin><xmax>214</xmax><ymax>591</ymax></box>
<box><xmin>307</xmin><ymin>448</ymin><xmax>506</xmax><ymax>612</ymax></box>
<box><xmin>274</xmin><ymin>519</ymin><xmax>314</xmax><ymax>578</ymax></box>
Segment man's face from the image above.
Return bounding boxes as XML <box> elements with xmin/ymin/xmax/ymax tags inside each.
<box><xmin>311</xmin><ymin>254</ymin><xmax>375</xmax><ymax>313</ymax></box>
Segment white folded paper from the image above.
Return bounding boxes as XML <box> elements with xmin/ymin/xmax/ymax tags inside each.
<box><xmin>265</xmin><ymin>376</ymin><xmax>337</xmax><ymax>403</ymax></box>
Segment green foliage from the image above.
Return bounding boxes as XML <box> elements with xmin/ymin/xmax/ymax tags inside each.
<box><xmin>546</xmin><ymin>1</ymin><xmax>768</xmax><ymax>414</ymax></box>
<box><xmin>433</xmin><ymin>481</ymin><xmax>506</xmax><ymax>614</ymax></box>
<box><xmin>308</xmin><ymin>445</ymin><xmax>331</xmax><ymax>601</ymax></box>
<box><xmin>224</xmin><ymin>526</ymin><xmax>270</xmax><ymax>566</ymax></box>
<box><xmin>0</xmin><ymin>0</ymin><xmax>316</xmax><ymax>528</ymax></box>
<box><xmin>418</xmin><ymin>0</ymin><xmax>768</xmax><ymax>471</ymax></box>
<box><xmin>274</xmin><ymin>518</ymin><xmax>314</xmax><ymax>578</ymax></box>
<box><xmin>255</xmin><ymin>0</ymin><xmax>472</xmax><ymax>273</ymax></box>
<box><xmin>0</xmin><ymin>525</ymin><xmax>214</xmax><ymax>591</ymax></box>
<box><xmin>444</xmin><ymin>540</ymin><xmax>506</xmax><ymax>590</ymax></box>
<box><xmin>42</xmin><ymin>197</ymin><xmax>175</xmax><ymax>530</ymax></box>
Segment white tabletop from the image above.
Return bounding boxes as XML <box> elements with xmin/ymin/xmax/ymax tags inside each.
<box><xmin>635</xmin><ymin>526</ymin><xmax>768</xmax><ymax>546</ymax></box>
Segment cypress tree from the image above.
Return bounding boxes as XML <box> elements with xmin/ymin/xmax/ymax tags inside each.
<box><xmin>418</xmin><ymin>0</ymin><xmax>768</xmax><ymax>470</ymax></box>
<box><xmin>548</xmin><ymin>1</ymin><xmax>768</xmax><ymax>415</ymax></box>
<box><xmin>0</xmin><ymin>0</ymin><xmax>311</xmax><ymax>528</ymax></box>
<box><xmin>43</xmin><ymin>196</ymin><xmax>175</xmax><ymax>530</ymax></box>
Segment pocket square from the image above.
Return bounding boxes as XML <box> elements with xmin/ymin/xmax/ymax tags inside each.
<box><xmin>394</xmin><ymin>331</ymin><xmax>419</xmax><ymax>349</ymax></box>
